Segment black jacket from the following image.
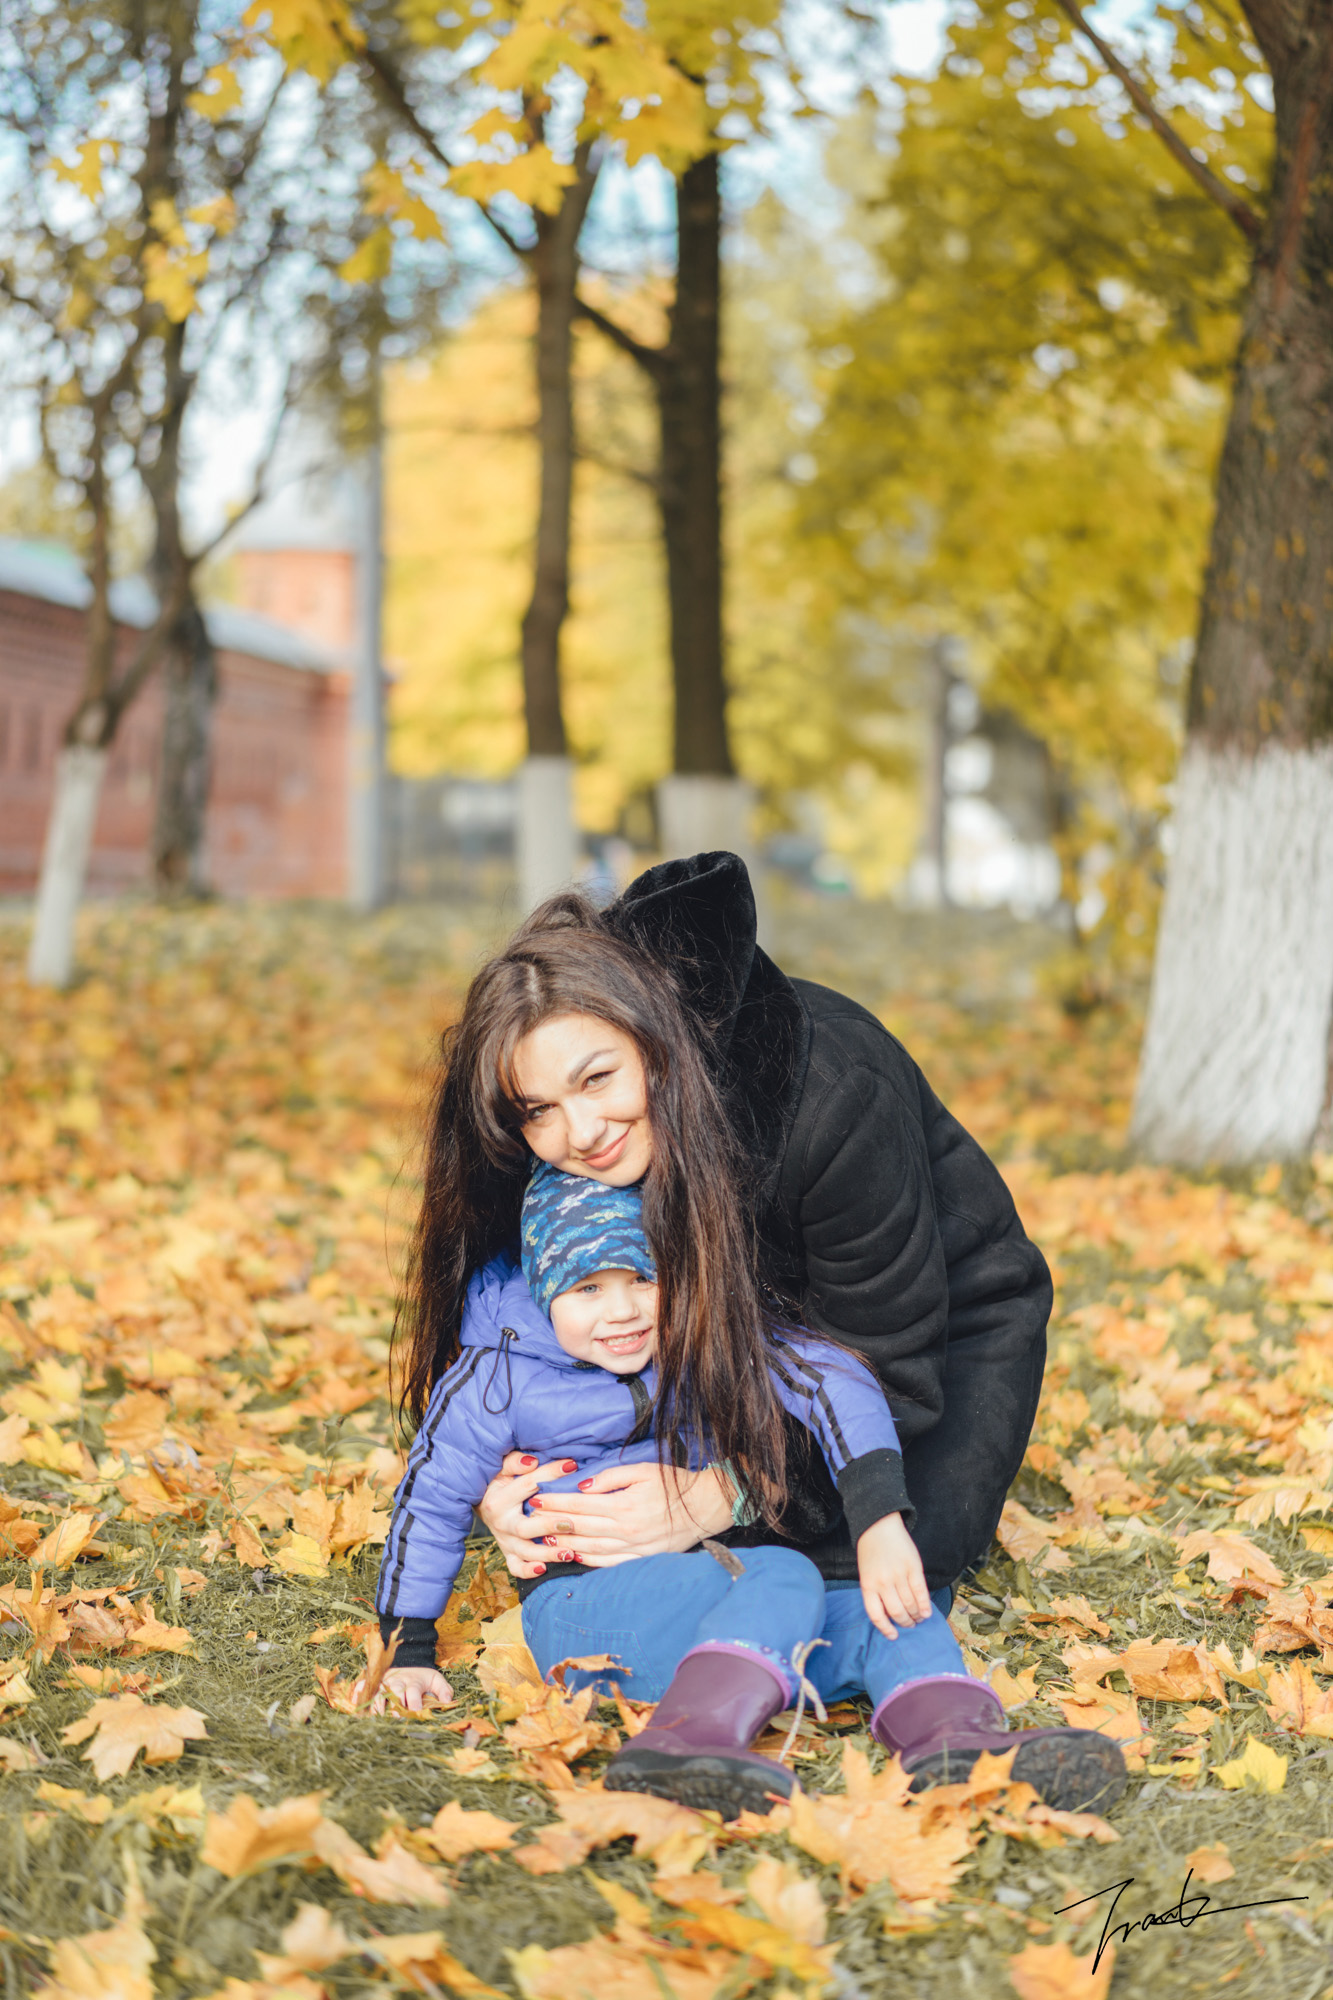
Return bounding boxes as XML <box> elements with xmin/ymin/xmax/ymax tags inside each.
<box><xmin>607</xmin><ymin>851</ymin><xmax>1051</xmax><ymax>1590</ymax></box>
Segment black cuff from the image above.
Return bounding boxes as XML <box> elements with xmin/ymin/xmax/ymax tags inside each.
<box><xmin>379</xmin><ymin>1613</ymin><xmax>439</xmax><ymax>1670</ymax></box>
<box><xmin>836</xmin><ymin>1449</ymin><xmax>915</xmax><ymax>1544</ymax></box>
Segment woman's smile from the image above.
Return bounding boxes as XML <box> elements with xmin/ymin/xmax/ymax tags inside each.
<box><xmin>511</xmin><ymin>1013</ymin><xmax>652</xmax><ymax>1185</ymax></box>
<box><xmin>579</xmin><ymin>1128</ymin><xmax>630</xmax><ymax>1171</ymax></box>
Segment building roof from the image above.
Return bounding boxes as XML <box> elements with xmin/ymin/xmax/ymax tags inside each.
<box><xmin>0</xmin><ymin>537</ymin><xmax>343</xmax><ymax>675</ymax></box>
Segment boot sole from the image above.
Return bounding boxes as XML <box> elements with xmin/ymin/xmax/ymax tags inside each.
<box><xmin>906</xmin><ymin>1733</ymin><xmax>1128</xmax><ymax>1815</ymax></box>
<box><xmin>605</xmin><ymin>1747</ymin><xmax>795</xmax><ymax>1820</ymax></box>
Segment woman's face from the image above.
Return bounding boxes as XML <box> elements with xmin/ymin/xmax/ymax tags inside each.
<box><xmin>510</xmin><ymin>1013</ymin><xmax>652</xmax><ymax>1185</ymax></box>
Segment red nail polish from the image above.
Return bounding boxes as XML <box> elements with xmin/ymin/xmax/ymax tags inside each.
<box><xmin>543</xmin><ymin>1537</ymin><xmax>558</xmax><ymax>1547</ymax></box>
<box><xmin>561</xmin><ymin>1460</ymin><xmax>577</xmax><ymax>1473</ymax></box>
<box><xmin>533</xmin><ymin>1563</ymin><xmax>546</xmax><ymax>1574</ymax></box>
<box><xmin>528</xmin><ymin>1497</ymin><xmax>542</xmax><ymax>1510</ymax></box>
<box><xmin>520</xmin><ymin>1455</ymin><xmax>537</xmax><ymax>1467</ymax></box>
<box><xmin>577</xmin><ymin>1480</ymin><xmax>593</xmax><ymax>1492</ymax></box>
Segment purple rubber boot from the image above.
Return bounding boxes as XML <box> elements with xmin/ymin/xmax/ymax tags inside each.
<box><xmin>872</xmin><ymin>1674</ymin><xmax>1127</xmax><ymax>1814</ymax></box>
<box><xmin>604</xmin><ymin>1645</ymin><xmax>795</xmax><ymax>1819</ymax></box>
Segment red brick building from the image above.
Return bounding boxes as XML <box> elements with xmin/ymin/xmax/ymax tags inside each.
<box><xmin>0</xmin><ymin>538</ymin><xmax>351</xmax><ymax>898</ymax></box>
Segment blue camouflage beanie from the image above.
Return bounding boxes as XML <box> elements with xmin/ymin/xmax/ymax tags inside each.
<box><xmin>520</xmin><ymin>1160</ymin><xmax>656</xmax><ymax>1318</ymax></box>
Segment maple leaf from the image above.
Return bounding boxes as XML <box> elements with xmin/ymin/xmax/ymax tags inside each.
<box><xmin>669</xmin><ymin>1896</ymin><xmax>839</xmax><ymax>1986</ymax></box>
<box><xmin>1214</xmin><ymin>1735</ymin><xmax>1287</xmax><ymax>1792</ymax></box>
<box><xmin>1029</xmin><ymin>1595</ymin><xmax>1110</xmax><ymax>1638</ymax></box>
<box><xmin>422</xmin><ymin>1801</ymin><xmax>518</xmax><ymax>1863</ymax></box>
<box><xmin>233</xmin><ymin>1516</ymin><xmax>267</xmax><ymax>1567</ymax></box>
<box><xmin>48</xmin><ymin>141</ymin><xmax>115</xmax><ymax>204</ymax></box>
<box><xmin>1008</xmin><ymin>1938</ymin><xmax>1115</xmax><ymax>2000</ymax></box>
<box><xmin>1114</xmin><ymin>1640</ymin><xmax>1227</xmax><ymax>1704</ymax></box>
<box><xmin>310</xmin><ymin>1820</ymin><xmax>450</xmax><ymax>1906</ymax></box>
<box><xmin>513</xmin><ymin>1787</ymin><xmax>712</xmax><ymax>1877</ymax></box>
<box><xmin>787</xmin><ymin>1781</ymin><xmax>974</xmax><ymax>1907</ymax></box>
<box><xmin>143</xmin><ymin>243</ymin><xmax>208</xmax><ymax>322</ymax></box>
<box><xmin>123</xmin><ymin>1600</ymin><xmax>194</xmax><ymax>1655</ymax></box>
<box><xmin>32</xmin><ymin>1854</ymin><xmax>154</xmax><ymax>2000</ymax></box>
<box><xmin>273</xmin><ymin>1531</ymin><xmax>329</xmax><ymax>1578</ymax></box>
<box><xmin>0</xmin><ymin>1662</ymin><xmax>40</xmax><ymax>1715</ymax></box>
<box><xmin>1055</xmin><ymin>1685</ymin><xmax>1149</xmax><ymax>1763</ymax></box>
<box><xmin>1184</xmin><ymin>1842</ymin><xmax>1235</xmax><ymax>1883</ymax></box>
<box><xmin>0</xmin><ymin>1412</ymin><xmax>29</xmax><ymax>1462</ymax></box>
<box><xmin>1175</xmin><ymin>1529</ymin><xmax>1284</xmax><ymax>1586</ymax></box>
<box><xmin>62</xmin><ymin>1695</ymin><xmax>208</xmax><ymax>1781</ymax></box>
<box><xmin>339</xmin><ymin>228</ymin><xmax>393</xmax><ymax>286</ymax></box>
<box><xmin>0</xmin><ymin>1737</ymin><xmax>44</xmax><ymax>1771</ymax></box>
<box><xmin>987</xmin><ymin>1663</ymin><xmax>1040</xmax><ymax>1710</ymax></box>
<box><xmin>103</xmin><ymin>1391</ymin><xmax>169</xmax><ymax>1454</ymax></box>
<box><xmin>367</xmin><ymin>1933</ymin><xmax>505</xmax><ymax>1996</ymax></box>
<box><xmin>187</xmin><ymin>62</ymin><xmax>244</xmax><ymax>120</ymax></box>
<box><xmin>744</xmin><ymin>1854</ymin><xmax>828</xmax><ymax>1945</ymax></box>
<box><xmin>1265</xmin><ymin>1659</ymin><xmax>1333</xmax><ymax>1738</ymax></box>
<box><xmin>996</xmin><ymin>1500</ymin><xmax>1072</xmax><ymax>1571</ymax></box>
<box><xmin>254</xmin><ymin>1904</ymin><xmax>354</xmax><ymax>1979</ymax></box>
<box><xmin>329</xmin><ymin>1479</ymin><xmax>389</xmax><ymax>1557</ymax></box>
<box><xmin>35</xmin><ymin>1781</ymin><xmax>114</xmax><ymax>1825</ymax></box>
<box><xmin>202</xmin><ymin>1791</ymin><xmax>328</xmax><ymax>1876</ymax></box>
<box><xmin>118</xmin><ymin>1784</ymin><xmax>206</xmax><ymax>1835</ymax></box>
<box><xmin>510</xmin><ymin>1890</ymin><xmax>742</xmax><ymax>2000</ymax></box>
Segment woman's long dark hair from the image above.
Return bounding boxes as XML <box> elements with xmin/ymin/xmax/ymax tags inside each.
<box><xmin>394</xmin><ymin>891</ymin><xmax>789</xmax><ymax>1522</ymax></box>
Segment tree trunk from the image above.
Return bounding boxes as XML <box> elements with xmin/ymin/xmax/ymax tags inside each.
<box><xmin>28</xmin><ymin>429</ymin><xmax>119</xmax><ymax>990</ymax></box>
<box><xmin>1132</xmin><ymin>10</ymin><xmax>1333</xmax><ymax>1162</ymax></box>
<box><xmin>658</xmin><ymin>152</ymin><xmax>732</xmax><ymax>780</ymax></box>
<box><xmin>516</xmin><ymin>159</ymin><xmax>597</xmax><ymax>909</ymax></box>
<box><xmin>27</xmin><ymin>745</ymin><xmax>110</xmax><ymax>987</ymax></box>
<box><xmin>152</xmin><ymin>591</ymin><xmax>217</xmax><ymax>897</ymax></box>
<box><xmin>145</xmin><ymin>313</ymin><xmax>218</xmax><ymax>903</ymax></box>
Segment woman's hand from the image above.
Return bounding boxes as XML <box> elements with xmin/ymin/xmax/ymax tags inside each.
<box><xmin>367</xmin><ymin>1666</ymin><xmax>454</xmax><ymax>1715</ymax></box>
<box><xmin>857</xmin><ymin>1512</ymin><xmax>932</xmax><ymax>1640</ymax></box>
<box><xmin>476</xmin><ymin>1451</ymin><xmax>582</xmax><ymax>1578</ymax></box>
<box><xmin>527</xmin><ymin>1461</ymin><xmax>734</xmax><ymax>1568</ymax></box>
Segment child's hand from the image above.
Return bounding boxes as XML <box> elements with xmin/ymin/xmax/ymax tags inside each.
<box><xmin>857</xmin><ymin>1513</ymin><xmax>932</xmax><ymax>1640</ymax></box>
<box><xmin>368</xmin><ymin>1666</ymin><xmax>454</xmax><ymax>1715</ymax></box>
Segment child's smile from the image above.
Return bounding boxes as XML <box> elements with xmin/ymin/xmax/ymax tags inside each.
<box><xmin>548</xmin><ymin>1268</ymin><xmax>660</xmax><ymax>1374</ymax></box>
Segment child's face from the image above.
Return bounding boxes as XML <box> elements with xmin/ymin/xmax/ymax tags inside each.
<box><xmin>548</xmin><ymin>1267</ymin><xmax>659</xmax><ymax>1372</ymax></box>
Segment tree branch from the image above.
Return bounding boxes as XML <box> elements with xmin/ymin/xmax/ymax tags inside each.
<box><xmin>575</xmin><ymin>439</ymin><xmax>659</xmax><ymax>490</ymax></box>
<box><xmin>572</xmin><ymin>292</ymin><xmax>666</xmax><ymax>377</ymax></box>
<box><xmin>1052</xmin><ymin>0</ymin><xmax>1263</xmax><ymax>243</ymax></box>
<box><xmin>347</xmin><ymin>22</ymin><xmax>665</xmax><ymax>370</ymax></box>
<box><xmin>342</xmin><ymin>29</ymin><xmax>532</xmax><ymax>263</ymax></box>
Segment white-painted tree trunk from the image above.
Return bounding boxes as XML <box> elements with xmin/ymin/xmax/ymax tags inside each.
<box><xmin>27</xmin><ymin>744</ymin><xmax>109</xmax><ymax>989</ymax></box>
<box><xmin>348</xmin><ymin>409</ymin><xmax>386</xmax><ymax>914</ymax></box>
<box><xmin>1132</xmin><ymin>742</ymin><xmax>1333</xmax><ymax>1163</ymax></box>
<box><xmin>518</xmin><ymin>755</ymin><xmax>579</xmax><ymax>912</ymax></box>
<box><xmin>656</xmin><ymin>774</ymin><xmax>768</xmax><ymax>943</ymax></box>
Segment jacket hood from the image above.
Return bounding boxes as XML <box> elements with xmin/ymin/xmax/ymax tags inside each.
<box><xmin>604</xmin><ymin>851</ymin><xmax>811</xmax><ymax>1179</ymax></box>
<box><xmin>458</xmin><ymin>1253</ymin><xmax>586</xmax><ymax>1371</ymax></box>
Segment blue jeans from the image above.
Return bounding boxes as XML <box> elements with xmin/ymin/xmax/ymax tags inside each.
<box><xmin>522</xmin><ymin>1546</ymin><xmax>967</xmax><ymax>1708</ymax></box>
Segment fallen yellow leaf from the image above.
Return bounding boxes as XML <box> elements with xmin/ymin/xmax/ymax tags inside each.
<box><xmin>1214</xmin><ymin>1735</ymin><xmax>1287</xmax><ymax>1791</ymax></box>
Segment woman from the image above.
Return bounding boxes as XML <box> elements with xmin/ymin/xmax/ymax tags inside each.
<box><xmin>385</xmin><ymin>851</ymin><xmax>1121</xmax><ymax>1808</ymax></box>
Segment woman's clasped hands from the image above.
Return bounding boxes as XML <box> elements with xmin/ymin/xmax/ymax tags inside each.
<box><xmin>476</xmin><ymin>1450</ymin><xmax>735</xmax><ymax>1575</ymax></box>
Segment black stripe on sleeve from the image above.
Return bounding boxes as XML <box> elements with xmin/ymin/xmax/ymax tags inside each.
<box><xmin>769</xmin><ymin>1341</ymin><xmax>853</xmax><ymax>1473</ymax></box>
<box><xmin>381</xmin><ymin>1347</ymin><xmax>485</xmax><ymax>1616</ymax></box>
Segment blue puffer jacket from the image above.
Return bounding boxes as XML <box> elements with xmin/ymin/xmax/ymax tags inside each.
<box><xmin>376</xmin><ymin>1252</ymin><xmax>912</xmax><ymax>1664</ymax></box>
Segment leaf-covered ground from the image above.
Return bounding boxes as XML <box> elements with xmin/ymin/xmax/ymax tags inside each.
<box><xmin>2</xmin><ymin>900</ymin><xmax>1332</xmax><ymax>2000</ymax></box>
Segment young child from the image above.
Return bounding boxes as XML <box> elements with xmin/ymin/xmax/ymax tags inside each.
<box><xmin>377</xmin><ymin>1163</ymin><xmax>1122</xmax><ymax>1818</ymax></box>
